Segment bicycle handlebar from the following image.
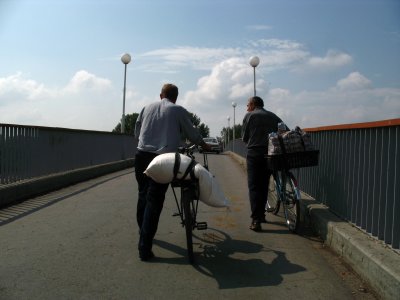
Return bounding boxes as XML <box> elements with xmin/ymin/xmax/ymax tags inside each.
<box><xmin>177</xmin><ymin>144</ymin><xmax>208</xmax><ymax>170</ymax></box>
<box><xmin>177</xmin><ymin>144</ymin><xmax>197</xmax><ymax>156</ymax></box>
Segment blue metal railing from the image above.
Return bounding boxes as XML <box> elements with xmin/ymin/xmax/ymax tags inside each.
<box><xmin>2</xmin><ymin>120</ymin><xmax>399</xmax><ymax>249</ymax></box>
<box><xmin>0</xmin><ymin>124</ymin><xmax>136</xmax><ymax>185</ymax></box>
<box><xmin>299</xmin><ymin>120</ymin><xmax>399</xmax><ymax>250</ymax></box>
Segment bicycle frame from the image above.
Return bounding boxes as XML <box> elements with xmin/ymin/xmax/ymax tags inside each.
<box><xmin>268</xmin><ymin>169</ymin><xmax>301</xmax><ymax>232</ymax></box>
<box><xmin>170</xmin><ymin>145</ymin><xmax>208</xmax><ymax>263</ymax></box>
<box><xmin>171</xmin><ymin>145</ymin><xmax>206</xmax><ymax>225</ymax></box>
<box><xmin>171</xmin><ymin>180</ymin><xmax>200</xmax><ymax>227</ymax></box>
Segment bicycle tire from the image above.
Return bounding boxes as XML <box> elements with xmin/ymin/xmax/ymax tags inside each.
<box><xmin>182</xmin><ymin>186</ymin><xmax>195</xmax><ymax>263</ymax></box>
<box><xmin>282</xmin><ymin>172</ymin><xmax>300</xmax><ymax>232</ymax></box>
<box><xmin>266</xmin><ymin>172</ymin><xmax>280</xmax><ymax>215</ymax></box>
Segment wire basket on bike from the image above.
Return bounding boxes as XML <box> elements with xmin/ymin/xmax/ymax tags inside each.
<box><xmin>266</xmin><ymin>150</ymin><xmax>319</xmax><ymax>171</ymax></box>
<box><xmin>265</xmin><ymin>126</ymin><xmax>319</xmax><ymax>171</ymax></box>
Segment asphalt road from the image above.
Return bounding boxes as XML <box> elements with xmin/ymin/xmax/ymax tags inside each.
<box><xmin>0</xmin><ymin>153</ymin><xmax>377</xmax><ymax>299</ymax></box>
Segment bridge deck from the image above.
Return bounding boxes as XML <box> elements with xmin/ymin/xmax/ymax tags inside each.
<box><xmin>0</xmin><ymin>154</ymin><xmax>377</xmax><ymax>299</ymax></box>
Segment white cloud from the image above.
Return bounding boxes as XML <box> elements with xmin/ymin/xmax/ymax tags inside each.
<box><xmin>141</xmin><ymin>47</ymin><xmax>241</xmax><ymax>71</ymax></box>
<box><xmin>140</xmin><ymin>39</ymin><xmax>309</xmax><ymax>74</ymax></box>
<box><xmin>263</xmin><ymin>84</ymin><xmax>400</xmax><ymax>130</ymax></box>
<box><xmin>1</xmin><ymin>39</ymin><xmax>396</xmax><ymax>138</ymax></box>
<box><xmin>139</xmin><ymin>40</ymin><xmax>352</xmax><ymax>77</ymax></box>
<box><xmin>0</xmin><ymin>72</ymin><xmax>53</xmax><ymax>101</ymax></box>
<box><xmin>0</xmin><ymin>71</ymin><xmax>120</xmax><ymax>131</ymax></box>
<box><xmin>242</xmin><ymin>39</ymin><xmax>310</xmax><ymax>71</ymax></box>
<box><xmin>179</xmin><ymin>62</ymin><xmax>399</xmax><ymax>136</ymax></box>
<box><xmin>246</xmin><ymin>25</ymin><xmax>273</xmax><ymax>31</ymax></box>
<box><xmin>306</xmin><ymin>50</ymin><xmax>353</xmax><ymax>69</ymax></box>
<box><xmin>181</xmin><ymin>58</ymin><xmax>254</xmax><ymax>108</ymax></box>
<box><xmin>63</xmin><ymin>70</ymin><xmax>112</xmax><ymax>94</ymax></box>
<box><xmin>254</xmin><ymin>39</ymin><xmax>303</xmax><ymax>50</ymax></box>
<box><xmin>336</xmin><ymin>71</ymin><xmax>372</xmax><ymax>90</ymax></box>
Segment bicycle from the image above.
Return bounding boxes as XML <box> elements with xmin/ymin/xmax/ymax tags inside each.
<box><xmin>265</xmin><ymin>148</ymin><xmax>319</xmax><ymax>233</ymax></box>
<box><xmin>266</xmin><ymin>168</ymin><xmax>301</xmax><ymax>232</ymax></box>
<box><xmin>170</xmin><ymin>145</ymin><xmax>208</xmax><ymax>264</ymax></box>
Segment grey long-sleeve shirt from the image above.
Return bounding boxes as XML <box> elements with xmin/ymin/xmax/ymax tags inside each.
<box><xmin>135</xmin><ymin>98</ymin><xmax>203</xmax><ymax>154</ymax></box>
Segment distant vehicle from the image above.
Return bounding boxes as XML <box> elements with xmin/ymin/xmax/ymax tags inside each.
<box><xmin>200</xmin><ymin>137</ymin><xmax>222</xmax><ymax>154</ymax></box>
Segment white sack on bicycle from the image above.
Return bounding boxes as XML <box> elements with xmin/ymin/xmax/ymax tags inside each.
<box><xmin>144</xmin><ymin>153</ymin><xmax>192</xmax><ymax>184</ymax></box>
<box><xmin>144</xmin><ymin>153</ymin><xmax>230</xmax><ymax>207</ymax></box>
<box><xmin>194</xmin><ymin>164</ymin><xmax>230</xmax><ymax>208</ymax></box>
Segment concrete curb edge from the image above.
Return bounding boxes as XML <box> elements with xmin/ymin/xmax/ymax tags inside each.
<box><xmin>0</xmin><ymin>159</ymin><xmax>134</xmax><ymax>208</ymax></box>
<box><xmin>305</xmin><ymin>199</ymin><xmax>400</xmax><ymax>300</ymax></box>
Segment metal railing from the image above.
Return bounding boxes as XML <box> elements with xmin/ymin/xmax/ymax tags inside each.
<box><xmin>2</xmin><ymin>120</ymin><xmax>399</xmax><ymax>249</ymax></box>
<box><xmin>0</xmin><ymin>124</ymin><xmax>136</xmax><ymax>185</ymax></box>
<box><xmin>226</xmin><ymin>119</ymin><xmax>399</xmax><ymax>249</ymax></box>
<box><xmin>299</xmin><ymin>119</ymin><xmax>399</xmax><ymax>250</ymax></box>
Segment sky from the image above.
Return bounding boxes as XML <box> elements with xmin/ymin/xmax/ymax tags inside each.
<box><xmin>0</xmin><ymin>0</ymin><xmax>399</xmax><ymax>137</ymax></box>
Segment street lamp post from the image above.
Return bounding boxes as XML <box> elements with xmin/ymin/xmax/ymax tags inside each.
<box><xmin>227</xmin><ymin>116</ymin><xmax>230</xmax><ymax>150</ymax></box>
<box><xmin>232</xmin><ymin>102</ymin><xmax>237</xmax><ymax>153</ymax></box>
<box><xmin>121</xmin><ymin>53</ymin><xmax>131</xmax><ymax>133</ymax></box>
<box><xmin>249</xmin><ymin>56</ymin><xmax>260</xmax><ymax>96</ymax></box>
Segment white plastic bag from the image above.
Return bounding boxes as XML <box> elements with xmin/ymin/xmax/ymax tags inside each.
<box><xmin>194</xmin><ymin>164</ymin><xmax>230</xmax><ymax>208</ymax></box>
<box><xmin>143</xmin><ymin>152</ymin><xmax>230</xmax><ymax>207</ymax></box>
<box><xmin>267</xmin><ymin>127</ymin><xmax>314</xmax><ymax>155</ymax></box>
<box><xmin>144</xmin><ymin>153</ymin><xmax>192</xmax><ymax>184</ymax></box>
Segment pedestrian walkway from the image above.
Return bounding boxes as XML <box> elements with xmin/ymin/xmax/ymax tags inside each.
<box><xmin>0</xmin><ymin>154</ymin><xmax>378</xmax><ymax>299</ymax></box>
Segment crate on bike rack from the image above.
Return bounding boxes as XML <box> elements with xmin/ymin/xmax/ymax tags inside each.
<box><xmin>266</xmin><ymin>150</ymin><xmax>319</xmax><ymax>170</ymax></box>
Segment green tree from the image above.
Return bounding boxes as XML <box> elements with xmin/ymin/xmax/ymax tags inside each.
<box><xmin>114</xmin><ymin>111</ymin><xmax>210</xmax><ymax>138</ymax></box>
<box><xmin>112</xmin><ymin>113</ymin><xmax>139</xmax><ymax>134</ymax></box>
<box><xmin>198</xmin><ymin>123</ymin><xmax>210</xmax><ymax>138</ymax></box>
<box><xmin>221</xmin><ymin>124</ymin><xmax>242</xmax><ymax>141</ymax></box>
<box><xmin>188</xmin><ymin>112</ymin><xmax>209</xmax><ymax>138</ymax></box>
<box><xmin>234</xmin><ymin>124</ymin><xmax>242</xmax><ymax>140</ymax></box>
<box><xmin>188</xmin><ymin>112</ymin><xmax>201</xmax><ymax>127</ymax></box>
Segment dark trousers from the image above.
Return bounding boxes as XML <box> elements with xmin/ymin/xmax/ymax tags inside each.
<box><xmin>246</xmin><ymin>154</ymin><xmax>272</xmax><ymax>222</ymax></box>
<box><xmin>135</xmin><ymin>151</ymin><xmax>169</xmax><ymax>253</ymax></box>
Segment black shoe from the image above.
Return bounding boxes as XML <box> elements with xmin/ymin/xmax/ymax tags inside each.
<box><xmin>140</xmin><ymin>250</ymin><xmax>155</xmax><ymax>261</ymax></box>
<box><xmin>249</xmin><ymin>221</ymin><xmax>261</xmax><ymax>232</ymax></box>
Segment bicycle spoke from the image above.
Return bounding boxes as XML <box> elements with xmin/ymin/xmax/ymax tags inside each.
<box><xmin>266</xmin><ymin>172</ymin><xmax>280</xmax><ymax>214</ymax></box>
<box><xmin>283</xmin><ymin>176</ymin><xmax>300</xmax><ymax>232</ymax></box>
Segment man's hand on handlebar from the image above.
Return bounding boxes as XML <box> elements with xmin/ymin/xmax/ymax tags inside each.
<box><xmin>200</xmin><ymin>141</ymin><xmax>212</xmax><ymax>152</ymax></box>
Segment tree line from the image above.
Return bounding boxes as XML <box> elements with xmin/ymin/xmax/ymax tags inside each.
<box><xmin>113</xmin><ymin>112</ymin><xmax>210</xmax><ymax>138</ymax></box>
<box><xmin>220</xmin><ymin>124</ymin><xmax>243</xmax><ymax>142</ymax></box>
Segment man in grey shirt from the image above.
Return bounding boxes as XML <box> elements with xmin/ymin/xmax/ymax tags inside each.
<box><xmin>134</xmin><ymin>83</ymin><xmax>210</xmax><ymax>261</ymax></box>
<box><xmin>242</xmin><ymin>96</ymin><xmax>285</xmax><ymax>232</ymax></box>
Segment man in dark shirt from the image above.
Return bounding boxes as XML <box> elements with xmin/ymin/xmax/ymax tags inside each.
<box><xmin>242</xmin><ymin>96</ymin><xmax>285</xmax><ymax>231</ymax></box>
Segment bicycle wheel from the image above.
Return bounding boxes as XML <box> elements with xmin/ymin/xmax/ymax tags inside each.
<box><xmin>182</xmin><ymin>186</ymin><xmax>195</xmax><ymax>263</ymax></box>
<box><xmin>266</xmin><ymin>171</ymin><xmax>280</xmax><ymax>214</ymax></box>
<box><xmin>282</xmin><ymin>172</ymin><xmax>300</xmax><ymax>232</ymax></box>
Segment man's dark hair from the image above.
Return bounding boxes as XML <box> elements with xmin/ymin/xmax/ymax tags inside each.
<box><xmin>161</xmin><ymin>83</ymin><xmax>179</xmax><ymax>101</ymax></box>
<box><xmin>251</xmin><ymin>96</ymin><xmax>264</xmax><ymax>108</ymax></box>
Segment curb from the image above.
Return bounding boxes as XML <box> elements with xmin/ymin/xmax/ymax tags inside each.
<box><xmin>227</xmin><ymin>151</ymin><xmax>247</xmax><ymax>171</ymax></box>
<box><xmin>226</xmin><ymin>151</ymin><xmax>400</xmax><ymax>300</ymax></box>
<box><xmin>303</xmin><ymin>196</ymin><xmax>400</xmax><ymax>300</ymax></box>
<box><xmin>0</xmin><ymin>159</ymin><xmax>134</xmax><ymax>208</ymax></box>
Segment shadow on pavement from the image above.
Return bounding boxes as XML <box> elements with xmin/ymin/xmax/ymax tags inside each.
<box><xmin>153</xmin><ymin>228</ymin><xmax>306</xmax><ymax>289</ymax></box>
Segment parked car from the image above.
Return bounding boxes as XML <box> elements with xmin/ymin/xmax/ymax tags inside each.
<box><xmin>200</xmin><ymin>137</ymin><xmax>222</xmax><ymax>154</ymax></box>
